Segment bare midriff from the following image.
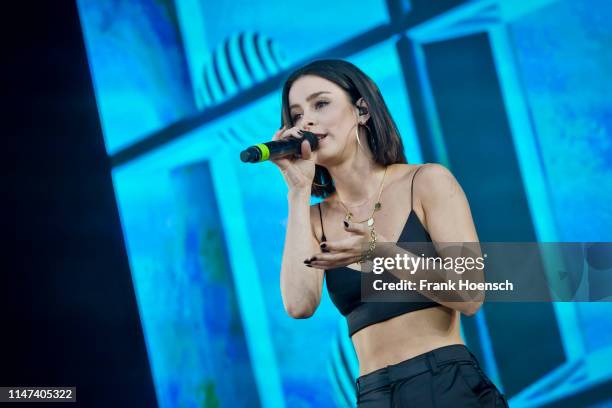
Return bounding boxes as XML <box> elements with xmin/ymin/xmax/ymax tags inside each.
<box><xmin>351</xmin><ymin>305</ymin><xmax>464</xmax><ymax>377</ymax></box>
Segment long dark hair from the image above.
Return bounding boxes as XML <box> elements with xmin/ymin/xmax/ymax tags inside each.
<box><xmin>280</xmin><ymin>59</ymin><xmax>407</xmax><ymax>198</ymax></box>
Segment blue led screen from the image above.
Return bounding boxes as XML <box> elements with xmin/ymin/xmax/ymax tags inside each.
<box><xmin>79</xmin><ymin>0</ymin><xmax>612</xmax><ymax>406</ymax></box>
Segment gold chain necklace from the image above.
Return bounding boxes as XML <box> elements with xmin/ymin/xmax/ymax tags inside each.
<box><xmin>336</xmin><ymin>166</ymin><xmax>388</xmax><ymax>227</ymax></box>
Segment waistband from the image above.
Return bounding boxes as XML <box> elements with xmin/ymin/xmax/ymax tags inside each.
<box><xmin>356</xmin><ymin>344</ymin><xmax>478</xmax><ymax>396</ymax></box>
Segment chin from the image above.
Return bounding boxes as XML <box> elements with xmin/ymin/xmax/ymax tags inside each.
<box><xmin>319</xmin><ymin>140</ymin><xmax>350</xmax><ymax>163</ymax></box>
<box><xmin>315</xmin><ymin>143</ymin><xmax>332</xmax><ymax>160</ymax></box>
<box><xmin>315</xmin><ymin>151</ymin><xmax>340</xmax><ymax>167</ymax></box>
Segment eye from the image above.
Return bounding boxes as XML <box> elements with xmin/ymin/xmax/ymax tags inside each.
<box><xmin>315</xmin><ymin>100</ymin><xmax>329</xmax><ymax>109</ymax></box>
<box><xmin>291</xmin><ymin>113</ymin><xmax>302</xmax><ymax>122</ymax></box>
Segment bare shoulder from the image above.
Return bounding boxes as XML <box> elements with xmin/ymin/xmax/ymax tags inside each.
<box><xmin>386</xmin><ymin>163</ymin><xmax>439</xmax><ymax>188</ymax></box>
<box><xmin>411</xmin><ymin>163</ymin><xmax>463</xmax><ymax>206</ymax></box>
<box><xmin>385</xmin><ymin>163</ymin><xmax>418</xmax><ymax>185</ymax></box>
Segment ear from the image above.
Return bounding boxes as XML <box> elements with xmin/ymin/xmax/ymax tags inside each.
<box><xmin>355</xmin><ymin>98</ymin><xmax>370</xmax><ymax>124</ymax></box>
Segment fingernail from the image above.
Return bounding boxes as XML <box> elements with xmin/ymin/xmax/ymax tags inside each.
<box><xmin>320</xmin><ymin>242</ymin><xmax>327</xmax><ymax>249</ymax></box>
<box><xmin>305</xmin><ymin>264</ymin><xmax>312</xmax><ymax>268</ymax></box>
<box><xmin>343</xmin><ymin>221</ymin><xmax>349</xmax><ymax>228</ymax></box>
<box><xmin>311</xmin><ymin>257</ymin><xmax>317</xmax><ymax>261</ymax></box>
<box><xmin>304</xmin><ymin>260</ymin><xmax>311</xmax><ymax>264</ymax></box>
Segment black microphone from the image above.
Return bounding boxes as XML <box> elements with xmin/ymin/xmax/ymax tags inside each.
<box><xmin>240</xmin><ymin>131</ymin><xmax>320</xmax><ymax>163</ymax></box>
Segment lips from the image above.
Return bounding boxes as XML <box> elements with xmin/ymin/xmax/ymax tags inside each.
<box><xmin>314</xmin><ymin>133</ymin><xmax>327</xmax><ymax>140</ymax></box>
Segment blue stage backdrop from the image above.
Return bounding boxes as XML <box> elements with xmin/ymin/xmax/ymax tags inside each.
<box><xmin>78</xmin><ymin>0</ymin><xmax>612</xmax><ymax>407</ymax></box>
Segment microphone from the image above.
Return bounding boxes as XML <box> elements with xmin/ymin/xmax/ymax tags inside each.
<box><xmin>240</xmin><ymin>131</ymin><xmax>320</xmax><ymax>163</ymax></box>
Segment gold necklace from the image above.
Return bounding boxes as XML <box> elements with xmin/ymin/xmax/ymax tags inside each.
<box><xmin>337</xmin><ymin>166</ymin><xmax>388</xmax><ymax>227</ymax></box>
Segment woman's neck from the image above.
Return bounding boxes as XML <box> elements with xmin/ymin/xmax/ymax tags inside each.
<box><xmin>327</xmin><ymin>160</ymin><xmax>387</xmax><ymax>207</ymax></box>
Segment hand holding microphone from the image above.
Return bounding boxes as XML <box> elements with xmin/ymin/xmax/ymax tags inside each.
<box><xmin>240</xmin><ymin>127</ymin><xmax>320</xmax><ymax>163</ymax></box>
<box><xmin>262</xmin><ymin>126</ymin><xmax>319</xmax><ymax>192</ymax></box>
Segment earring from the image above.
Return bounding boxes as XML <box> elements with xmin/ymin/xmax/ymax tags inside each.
<box><xmin>313</xmin><ymin>172</ymin><xmax>331</xmax><ymax>187</ymax></box>
<box><xmin>355</xmin><ymin>122</ymin><xmax>366</xmax><ymax>150</ymax></box>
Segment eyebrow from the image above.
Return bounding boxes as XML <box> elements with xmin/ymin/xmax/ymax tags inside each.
<box><xmin>289</xmin><ymin>91</ymin><xmax>331</xmax><ymax>110</ymax></box>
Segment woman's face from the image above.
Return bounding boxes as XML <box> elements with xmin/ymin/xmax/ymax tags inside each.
<box><xmin>288</xmin><ymin>75</ymin><xmax>360</xmax><ymax>164</ymax></box>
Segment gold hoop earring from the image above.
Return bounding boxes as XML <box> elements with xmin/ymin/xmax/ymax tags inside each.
<box><xmin>355</xmin><ymin>123</ymin><xmax>364</xmax><ymax>150</ymax></box>
<box><xmin>313</xmin><ymin>173</ymin><xmax>332</xmax><ymax>187</ymax></box>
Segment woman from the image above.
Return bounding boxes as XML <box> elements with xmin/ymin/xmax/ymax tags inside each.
<box><xmin>271</xmin><ymin>59</ymin><xmax>508</xmax><ymax>407</ymax></box>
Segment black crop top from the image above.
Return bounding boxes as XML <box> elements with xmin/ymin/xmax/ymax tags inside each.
<box><xmin>320</xmin><ymin>165</ymin><xmax>440</xmax><ymax>337</ymax></box>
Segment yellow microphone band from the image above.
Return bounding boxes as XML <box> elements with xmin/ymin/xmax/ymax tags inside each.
<box><xmin>255</xmin><ymin>143</ymin><xmax>270</xmax><ymax>161</ymax></box>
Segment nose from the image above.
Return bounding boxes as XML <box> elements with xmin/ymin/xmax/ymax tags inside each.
<box><xmin>301</xmin><ymin>120</ymin><xmax>315</xmax><ymax>131</ymax></box>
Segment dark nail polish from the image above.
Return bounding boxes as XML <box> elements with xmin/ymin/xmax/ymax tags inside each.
<box><xmin>304</xmin><ymin>260</ymin><xmax>311</xmax><ymax>264</ymax></box>
<box><xmin>320</xmin><ymin>243</ymin><xmax>327</xmax><ymax>248</ymax></box>
<box><xmin>311</xmin><ymin>257</ymin><xmax>317</xmax><ymax>261</ymax></box>
<box><xmin>305</xmin><ymin>264</ymin><xmax>312</xmax><ymax>267</ymax></box>
<box><xmin>343</xmin><ymin>221</ymin><xmax>349</xmax><ymax>228</ymax></box>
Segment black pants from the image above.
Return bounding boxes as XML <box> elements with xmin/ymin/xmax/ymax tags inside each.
<box><xmin>355</xmin><ymin>344</ymin><xmax>510</xmax><ymax>407</ymax></box>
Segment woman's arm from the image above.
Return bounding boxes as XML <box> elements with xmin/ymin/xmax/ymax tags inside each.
<box><xmin>280</xmin><ymin>189</ymin><xmax>325</xmax><ymax>318</ymax></box>
<box><xmin>269</xmin><ymin>125</ymin><xmax>324</xmax><ymax>319</ymax></box>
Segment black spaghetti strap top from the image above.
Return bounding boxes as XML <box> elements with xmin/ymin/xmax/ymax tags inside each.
<box><xmin>319</xmin><ymin>165</ymin><xmax>440</xmax><ymax>337</ymax></box>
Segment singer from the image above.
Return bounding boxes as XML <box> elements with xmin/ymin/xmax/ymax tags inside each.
<box><xmin>272</xmin><ymin>60</ymin><xmax>508</xmax><ymax>407</ymax></box>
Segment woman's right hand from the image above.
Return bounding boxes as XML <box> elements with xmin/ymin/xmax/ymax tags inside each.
<box><xmin>270</xmin><ymin>125</ymin><xmax>317</xmax><ymax>192</ymax></box>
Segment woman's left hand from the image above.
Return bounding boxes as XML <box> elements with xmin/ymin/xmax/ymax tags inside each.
<box><xmin>306</xmin><ymin>220</ymin><xmax>388</xmax><ymax>269</ymax></box>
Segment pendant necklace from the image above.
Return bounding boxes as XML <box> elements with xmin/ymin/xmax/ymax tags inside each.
<box><xmin>337</xmin><ymin>166</ymin><xmax>388</xmax><ymax>227</ymax></box>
